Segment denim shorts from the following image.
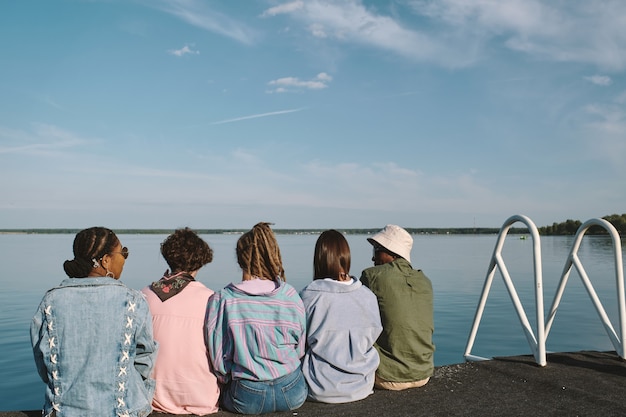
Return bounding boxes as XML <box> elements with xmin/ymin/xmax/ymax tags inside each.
<box><xmin>221</xmin><ymin>369</ymin><xmax>308</xmax><ymax>414</ymax></box>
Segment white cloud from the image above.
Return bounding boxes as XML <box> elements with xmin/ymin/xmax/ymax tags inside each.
<box><xmin>260</xmin><ymin>0</ymin><xmax>304</xmax><ymax>18</ymax></box>
<box><xmin>261</xmin><ymin>0</ymin><xmax>470</xmax><ymax>67</ymax></box>
<box><xmin>584</xmin><ymin>75</ymin><xmax>612</xmax><ymax>86</ymax></box>
<box><xmin>168</xmin><ymin>45</ymin><xmax>200</xmax><ymax>56</ymax></box>
<box><xmin>409</xmin><ymin>0</ymin><xmax>626</xmax><ymax>71</ymax></box>
<box><xmin>150</xmin><ymin>0</ymin><xmax>257</xmax><ymax>45</ymax></box>
<box><xmin>267</xmin><ymin>72</ymin><xmax>333</xmax><ymax>93</ymax></box>
<box><xmin>308</xmin><ymin>23</ymin><xmax>327</xmax><ymax>38</ymax></box>
<box><xmin>262</xmin><ymin>0</ymin><xmax>626</xmax><ymax>70</ymax></box>
<box><xmin>411</xmin><ymin>0</ymin><xmax>560</xmax><ymax>37</ymax></box>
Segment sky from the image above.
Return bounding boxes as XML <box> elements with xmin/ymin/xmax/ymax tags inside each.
<box><xmin>1</xmin><ymin>0</ymin><xmax>625</xmax><ymax>230</ymax></box>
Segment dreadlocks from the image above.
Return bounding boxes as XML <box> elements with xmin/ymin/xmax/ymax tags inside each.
<box><xmin>236</xmin><ymin>222</ymin><xmax>286</xmax><ymax>281</ymax></box>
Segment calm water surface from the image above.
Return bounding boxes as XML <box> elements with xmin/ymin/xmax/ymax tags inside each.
<box><xmin>1</xmin><ymin>233</ymin><xmax>624</xmax><ymax>411</ymax></box>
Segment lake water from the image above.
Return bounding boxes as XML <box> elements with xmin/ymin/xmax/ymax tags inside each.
<box><xmin>1</xmin><ymin>232</ymin><xmax>624</xmax><ymax>411</ymax></box>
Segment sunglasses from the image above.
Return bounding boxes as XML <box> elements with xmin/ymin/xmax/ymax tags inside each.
<box><xmin>110</xmin><ymin>246</ymin><xmax>129</xmax><ymax>259</ymax></box>
<box><xmin>373</xmin><ymin>244</ymin><xmax>386</xmax><ymax>253</ymax></box>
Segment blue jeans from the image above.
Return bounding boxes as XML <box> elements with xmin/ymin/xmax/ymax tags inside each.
<box><xmin>221</xmin><ymin>369</ymin><xmax>308</xmax><ymax>414</ymax></box>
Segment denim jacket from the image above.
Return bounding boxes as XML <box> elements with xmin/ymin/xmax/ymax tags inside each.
<box><xmin>31</xmin><ymin>277</ymin><xmax>158</xmax><ymax>417</ymax></box>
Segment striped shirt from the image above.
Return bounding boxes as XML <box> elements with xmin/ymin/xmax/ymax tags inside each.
<box><xmin>205</xmin><ymin>279</ymin><xmax>306</xmax><ymax>383</ymax></box>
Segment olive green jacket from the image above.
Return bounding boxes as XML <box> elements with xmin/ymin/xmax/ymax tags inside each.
<box><xmin>361</xmin><ymin>258</ymin><xmax>434</xmax><ymax>382</ymax></box>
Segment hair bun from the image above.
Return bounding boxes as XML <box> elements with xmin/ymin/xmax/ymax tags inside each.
<box><xmin>63</xmin><ymin>257</ymin><xmax>93</xmax><ymax>278</ymax></box>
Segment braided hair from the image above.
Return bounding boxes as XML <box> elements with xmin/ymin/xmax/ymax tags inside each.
<box><xmin>236</xmin><ymin>222</ymin><xmax>285</xmax><ymax>281</ymax></box>
<box><xmin>63</xmin><ymin>227</ymin><xmax>119</xmax><ymax>278</ymax></box>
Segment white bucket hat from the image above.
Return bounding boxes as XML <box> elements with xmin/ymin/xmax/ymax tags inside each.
<box><xmin>367</xmin><ymin>224</ymin><xmax>413</xmax><ymax>263</ymax></box>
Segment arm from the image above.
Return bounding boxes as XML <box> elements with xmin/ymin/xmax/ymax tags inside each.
<box><xmin>296</xmin><ymin>297</ymin><xmax>307</xmax><ymax>359</ymax></box>
<box><xmin>30</xmin><ymin>302</ymin><xmax>49</xmax><ymax>383</ymax></box>
<box><xmin>360</xmin><ymin>269</ymin><xmax>371</xmax><ymax>288</ymax></box>
<box><xmin>133</xmin><ymin>296</ymin><xmax>158</xmax><ymax>380</ymax></box>
<box><xmin>205</xmin><ymin>292</ymin><xmax>232</xmax><ymax>384</ymax></box>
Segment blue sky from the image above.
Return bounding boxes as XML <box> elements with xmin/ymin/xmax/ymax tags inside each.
<box><xmin>1</xmin><ymin>0</ymin><xmax>625</xmax><ymax>230</ymax></box>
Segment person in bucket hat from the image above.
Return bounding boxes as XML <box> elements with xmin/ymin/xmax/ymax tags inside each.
<box><xmin>360</xmin><ymin>225</ymin><xmax>435</xmax><ymax>390</ymax></box>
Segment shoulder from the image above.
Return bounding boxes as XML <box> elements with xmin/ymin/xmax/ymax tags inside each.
<box><xmin>185</xmin><ymin>281</ymin><xmax>215</xmax><ymax>297</ymax></box>
<box><xmin>300</xmin><ymin>279</ymin><xmax>330</xmax><ymax>293</ymax></box>
<box><xmin>357</xmin><ymin>282</ymin><xmax>377</xmax><ymax>296</ymax></box>
<box><xmin>126</xmin><ymin>287</ymin><xmax>151</xmax><ymax>308</ymax></box>
<box><xmin>140</xmin><ymin>285</ymin><xmax>152</xmax><ymax>297</ymax></box>
<box><xmin>361</xmin><ymin>263</ymin><xmax>394</xmax><ymax>280</ymax></box>
<box><xmin>278</xmin><ymin>281</ymin><xmax>302</xmax><ymax>298</ymax></box>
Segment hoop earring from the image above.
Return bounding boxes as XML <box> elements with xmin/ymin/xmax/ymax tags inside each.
<box><xmin>105</xmin><ymin>269</ymin><xmax>115</xmax><ymax>278</ymax></box>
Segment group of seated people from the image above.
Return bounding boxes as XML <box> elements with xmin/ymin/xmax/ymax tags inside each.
<box><xmin>30</xmin><ymin>222</ymin><xmax>434</xmax><ymax>416</ymax></box>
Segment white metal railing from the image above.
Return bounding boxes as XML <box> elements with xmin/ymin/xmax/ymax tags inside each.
<box><xmin>544</xmin><ymin>218</ymin><xmax>626</xmax><ymax>359</ymax></box>
<box><xmin>464</xmin><ymin>214</ymin><xmax>546</xmax><ymax>366</ymax></box>
<box><xmin>463</xmin><ymin>215</ymin><xmax>625</xmax><ymax>367</ymax></box>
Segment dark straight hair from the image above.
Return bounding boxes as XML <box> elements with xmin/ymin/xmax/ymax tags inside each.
<box><xmin>313</xmin><ymin>229</ymin><xmax>351</xmax><ymax>280</ymax></box>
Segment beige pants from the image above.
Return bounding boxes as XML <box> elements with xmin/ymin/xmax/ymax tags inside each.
<box><xmin>374</xmin><ymin>374</ymin><xmax>430</xmax><ymax>391</ymax></box>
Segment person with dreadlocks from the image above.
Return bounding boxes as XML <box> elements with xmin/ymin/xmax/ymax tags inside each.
<box><xmin>205</xmin><ymin>222</ymin><xmax>307</xmax><ymax>415</ymax></box>
<box><xmin>30</xmin><ymin>227</ymin><xmax>157</xmax><ymax>417</ymax></box>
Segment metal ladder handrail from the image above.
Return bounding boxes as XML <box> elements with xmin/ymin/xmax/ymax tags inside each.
<box><xmin>464</xmin><ymin>214</ymin><xmax>546</xmax><ymax>366</ymax></box>
<box><xmin>544</xmin><ymin>218</ymin><xmax>626</xmax><ymax>359</ymax></box>
<box><xmin>464</xmin><ymin>215</ymin><xmax>625</xmax><ymax>366</ymax></box>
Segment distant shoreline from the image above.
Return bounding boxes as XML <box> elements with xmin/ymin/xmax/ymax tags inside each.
<box><xmin>0</xmin><ymin>228</ymin><xmax>527</xmax><ymax>235</ymax></box>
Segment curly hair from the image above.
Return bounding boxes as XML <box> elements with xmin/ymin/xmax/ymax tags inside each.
<box><xmin>161</xmin><ymin>227</ymin><xmax>214</xmax><ymax>273</ymax></box>
<box><xmin>236</xmin><ymin>222</ymin><xmax>285</xmax><ymax>281</ymax></box>
<box><xmin>63</xmin><ymin>227</ymin><xmax>120</xmax><ymax>278</ymax></box>
<box><xmin>313</xmin><ymin>229</ymin><xmax>351</xmax><ymax>280</ymax></box>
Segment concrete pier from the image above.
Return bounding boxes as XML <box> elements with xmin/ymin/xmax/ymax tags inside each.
<box><xmin>3</xmin><ymin>351</ymin><xmax>625</xmax><ymax>417</ymax></box>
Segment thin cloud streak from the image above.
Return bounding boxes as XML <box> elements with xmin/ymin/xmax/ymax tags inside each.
<box><xmin>149</xmin><ymin>0</ymin><xmax>257</xmax><ymax>45</ymax></box>
<box><xmin>211</xmin><ymin>108</ymin><xmax>305</xmax><ymax>125</ymax></box>
<box><xmin>0</xmin><ymin>124</ymin><xmax>93</xmax><ymax>155</ymax></box>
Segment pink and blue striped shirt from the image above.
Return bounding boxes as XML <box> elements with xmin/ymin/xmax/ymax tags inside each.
<box><xmin>205</xmin><ymin>278</ymin><xmax>306</xmax><ymax>383</ymax></box>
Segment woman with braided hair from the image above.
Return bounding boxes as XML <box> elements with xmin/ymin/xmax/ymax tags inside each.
<box><xmin>30</xmin><ymin>227</ymin><xmax>157</xmax><ymax>417</ymax></box>
<box><xmin>205</xmin><ymin>222</ymin><xmax>307</xmax><ymax>414</ymax></box>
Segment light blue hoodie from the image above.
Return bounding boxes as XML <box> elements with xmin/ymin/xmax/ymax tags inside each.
<box><xmin>300</xmin><ymin>278</ymin><xmax>382</xmax><ymax>403</ymax></box>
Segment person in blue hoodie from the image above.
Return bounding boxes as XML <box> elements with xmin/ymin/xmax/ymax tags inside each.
<box><xmin>300</xmin><ymin>229</ymin><xmax>382</xmax><ymax>403</ymax></box>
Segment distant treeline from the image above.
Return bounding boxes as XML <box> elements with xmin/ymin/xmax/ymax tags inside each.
<box><xmin>538</xmin><ymin>213</ymin><xmax>626</xmax><ymax>236</ymax></box>
<box><xmin>0</xmin><ymin>227</ymin><xmax>528</xmax><ymax>235</ymax></box>
<box><xmin>1</xmin><ymin>214</ymin><xmax>624</xmax><ymax>236</ymax></box>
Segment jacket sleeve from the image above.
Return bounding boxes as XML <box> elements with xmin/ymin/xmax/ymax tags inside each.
<box><xmin>30</xmin><ymin>301</ymin><xmax>49</xmax><ymax>384</ymax></box>
<box><xmin>296</xmin><ymin>296</ymin><xmax>307</xmax><ymax>359</ymax></box>
<box><xmin>360</xmin><ymin>269</ymin><xmax>372</xmax><ymax>289</ymax></box>
<box><xmin>205</xmin><ymin>292</ymin><xmax>232</xmax><ymax>384</ymax></box>
<box><xmin>134</xmin><ymin>295</ymin><xmax>158</xmax><ymax>380</ymax></box>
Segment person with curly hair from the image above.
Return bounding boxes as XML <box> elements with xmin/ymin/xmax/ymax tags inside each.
<box><xmin>205</xmin><ymin>222</ymin><xmax>307</xmax><ymax>414</ymax></box>
<box><xmin>141</xmin><ymin>227</ymin><xmax>220</xmax><ymax>415</ymax></box>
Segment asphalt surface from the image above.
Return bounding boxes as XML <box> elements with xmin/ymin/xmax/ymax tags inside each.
<box><xmin>4</xmin><ymin>351</ymin><xmax>626</xmax><ymax>417</ymax></box>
